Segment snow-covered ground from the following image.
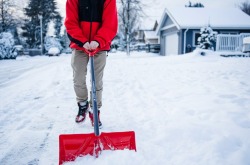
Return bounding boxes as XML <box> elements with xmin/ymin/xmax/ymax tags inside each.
<box><xmin>0</xmin><ymin>51</ymin><xmax>250</xmax><ymax>165</ymax></box>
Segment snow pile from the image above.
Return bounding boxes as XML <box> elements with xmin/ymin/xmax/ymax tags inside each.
<box><xmin>0</xmin><ymin>51</ymin><xmax>250</xmax><ymax>165</ymax></box>
<box><xmin>191</xmin><ymin>48</ymin><xmax>218</xmax><ymax>57</ymax></box>
<box><xmin>48</xmin><ymin>47</ymin><xmax>60</xmax><ymax>55</ymax></box>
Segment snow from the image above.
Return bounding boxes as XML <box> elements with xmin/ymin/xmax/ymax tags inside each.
<box><xmin>164</xmin><ymin>7</ymin><xmax>250</xmax><ymax>29</ymax></box>
<box><xmin>48</xmin><ymin>47</ymin><xmax>60</xmax><ymax>55</ymax></box>
<box><xmin>1</xmin><ymin>51</ymin><xmax>250</xmax><ymax>165</ymax></box>
<box><xmin>144</xmin><ymin>31</ymin><xmax>158</xmax><ymax>39</ymax></box>
<box><xmin>243</xmin><ymin>37</ymin><xmax>250</xmax><ymax>44</ymax></box>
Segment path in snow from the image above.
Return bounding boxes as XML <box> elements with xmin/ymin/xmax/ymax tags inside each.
<box><xmin>0</xmin><ymin>52</ymin><xmax>250</xmax><ymax>165</ymax></box>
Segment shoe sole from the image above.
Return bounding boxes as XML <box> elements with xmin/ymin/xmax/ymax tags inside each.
<box><xmin>75</xmin><ymin>113</ymin><xmax>88</xmax><ymax>123</ymax></box>
<box><xmin>75</xmin><ymin>117</ymin><xmax>87</xmax><ymax>123</ymax></box>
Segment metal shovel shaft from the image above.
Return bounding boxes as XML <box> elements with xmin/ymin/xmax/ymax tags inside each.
<box><xmin>90</xmin><ymin>55</ymin><xmax>100</xmax><ymax>136</ymax></box>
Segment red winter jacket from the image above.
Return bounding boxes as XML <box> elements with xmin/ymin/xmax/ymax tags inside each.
<box><xmin>65</xmin><ymin>0</ymin><xmax>118</xmax><ymax>51</ymax></box>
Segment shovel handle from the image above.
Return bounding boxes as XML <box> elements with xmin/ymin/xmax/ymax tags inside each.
<box><xmin>83</xmin><ymin>49</ymin><xmax>99</xmax><ymax>56</ymax></box>
<box><xmin>86</xmin><ymin>49</ymin><xmax>100</xmax><ymax>136</ymax></box>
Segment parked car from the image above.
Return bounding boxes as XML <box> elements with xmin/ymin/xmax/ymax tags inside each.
<box><xmin>47</xmin><ymin>47</ymin><xmax>60</xmax><ymax>56</ymax></box>
<box><xmin>13</xmin><ymin>45</ymin><xmax>24</xmax><ymax>56</ymax></box>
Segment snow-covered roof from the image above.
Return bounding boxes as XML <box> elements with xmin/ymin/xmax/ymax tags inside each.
<box><xmin>144</xmin><ymin>31</ymin><xmax>158</xmax><ymax>39</ymax></box>
<box><xmin>160</xmin><ymin>7</ymin><xmax>250</xmax><ymax>30</ymax></box>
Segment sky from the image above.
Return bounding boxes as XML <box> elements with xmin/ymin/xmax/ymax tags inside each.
<box><xmin>56</xmin><ymin>0</ymin><xmax>246</xmax><ymax>29</ymax></box>
<box><xmin>57</xmin><ymin>0</ymin><xmax>244</xmax><ymax>17</ymax></box>
<box><xmin>15</xmin><ymin>0</ymin><xmax>245</xmax><ymax>20</ymax></box>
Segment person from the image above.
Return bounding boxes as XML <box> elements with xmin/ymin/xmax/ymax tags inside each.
<box><xmin>64</xmin><ymin>0</ymin><xmax>118</xmax><ymax>127</ymax></box>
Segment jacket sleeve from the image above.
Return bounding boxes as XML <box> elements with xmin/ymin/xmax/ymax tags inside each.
<box><xmin>93</xmin><ymin>0</ymin><xmax>118</xmax><ymax>48</ymax></box>
<box><xmin>64</xmin><ymin>0</ymin><xmax>88</xmax><ymax>47</ymax></box>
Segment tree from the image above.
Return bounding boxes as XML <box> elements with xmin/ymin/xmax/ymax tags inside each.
<box><xmin>239</xmin><ymin>0</ymin><xmax>250</xmax><ymax>16</ymax></box>
<box><xmin>54</xmin><ymin>14</ymin><xmax>63</xmax><ymax>38</ymax></box>
<box><xmin>118</xmin><ymin>0</ymin><xmax>144</xmax><ymax>55</ymax></box>
<box><xmin>22</xmin><ymin>0</ymin><xmax>62</xmax><ymax>49</ymax></box>
<box><xmin>0</xmin><ymin>0</ymin><xmax>24</xmax><ymax>46</ymax></box>
<box><xmin>197</xmin><ymin>26</ymin><xmax>217</xmax><ymax>50</ymax></box>
<box><xmin>22</xmin><ymin>0</ymin><xmax>41</xmax><ymax>48</ymax></box>
<box><xmin>0</xmin><ymin>0</ymin><xmax>15</xmax><ymax>32</ymax></box>
<box><xmin>185</xmin><ymin>1</ymin><xmax>204</xmax><ymax>8</ymax></box>
<box><xmin>41</xmin><ymin>0</ymin><xmax>62</xmax><ymax>38</ymax></box>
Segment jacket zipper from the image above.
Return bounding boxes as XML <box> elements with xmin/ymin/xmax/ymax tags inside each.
<box><xmin>89</xmin><ymin>0</ymin><xmax>93</xmax><ymax>43</ymax></box>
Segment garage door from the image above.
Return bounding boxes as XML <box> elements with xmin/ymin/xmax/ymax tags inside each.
<box><xmin>165</xmin><ymin>33</ymin><xmax>179</xmax><ymax>55</ymax></box>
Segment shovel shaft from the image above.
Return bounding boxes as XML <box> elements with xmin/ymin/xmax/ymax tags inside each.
<box><xmin>90</xmin><ymin>55</ymin><xmax>100</xmax><ymax>136</ymax></box>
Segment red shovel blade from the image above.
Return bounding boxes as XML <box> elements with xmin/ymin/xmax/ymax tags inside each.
<box><xmin>59</xmin><ymin>131</ymin><xmax>136</xmax><ymax>165</ymax></box>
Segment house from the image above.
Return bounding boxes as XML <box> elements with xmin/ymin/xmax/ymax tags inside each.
<box><xmin>133</xmin><ymin>21</ymin><xmax>160</xmax><ymax>52</ymax></box>
<box><xmin>144</xmin><ymin>31</ymin><xmax>158</xmax><ymax>44</ymax></box>
<box><xmin>135</xmin><ymin>20</ymin><xmax>159</xmax><ymax>44</ymax></box>
<box><xmin>156</xmin><ymin>7</ymin><xmax>250</xmax><ymax>55</ymax></box>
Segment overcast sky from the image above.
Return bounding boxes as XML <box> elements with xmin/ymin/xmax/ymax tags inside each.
<box><xmin>57</xmin><ymin>0</ymin><xmax>245</xmax><ymax>17</ymax></box>
<box><xmin>56</xmin><ymin>0</ymin><xmax>246</xmax><ymax>29</ymax></box>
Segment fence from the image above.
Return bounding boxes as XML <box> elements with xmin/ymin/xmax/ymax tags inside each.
<box><xmin>216</xmin><ymin>33</ymin><xmax>250</xmax><ymax>51</ymax></box>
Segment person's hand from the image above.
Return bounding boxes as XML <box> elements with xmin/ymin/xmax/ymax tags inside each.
<box><xmin>83</xmin><ymin>42</ymin><xmax>90</xmax><ymax>50</ymax></box>
<box><xmin>89</xmin><ymin>41</ymin><xmax>99</xmax><ymax>50</ymax></box>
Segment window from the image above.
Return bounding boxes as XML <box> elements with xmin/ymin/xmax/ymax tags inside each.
<box><xmin>193</xmin><ymin>31</ymin><xmax>201</xmax><ymax>46</ymax></box>
<box><xmin>220</xmin><ymin>31</ymin><xmax>239</xmax><ymax>35</ymax></box>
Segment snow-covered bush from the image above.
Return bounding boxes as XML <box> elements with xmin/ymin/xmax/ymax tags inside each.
<box><xmin>0</xmin><ymin>32</ymin><xmax>17</xmax><ymax>59</ymax></box>
<box><xmin>198</xmin><ymin>26</ymin><xmax>217</xmax><ymax>50</ymax></box>
<box><xmin>48</xmin><ymin>47</ymin><xmax>60</xmax><ymax>56</ymax></box>
<box><xmin>44</xmin><ymin>36</ymin><xmax>62</xmax><ymax>53</ymax></box>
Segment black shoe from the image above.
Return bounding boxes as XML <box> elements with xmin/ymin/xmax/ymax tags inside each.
<box><xmin>89</xmin><ymin>110</ymin><xmax>102</xmax><ymax>128</ymax></box>
<box><xmin>75</xmin><ymin>101</ymin><xmax>89</xmax><ymax>123</ymax></box>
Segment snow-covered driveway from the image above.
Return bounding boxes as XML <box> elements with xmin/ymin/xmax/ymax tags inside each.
<box><xmin>0</xmin><ymin>52</ymin><xmax>250</xmax><ymax>165</ymax></box>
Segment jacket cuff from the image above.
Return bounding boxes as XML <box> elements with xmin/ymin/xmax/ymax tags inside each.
<box><xmin>93</xmin><ymin>37</ymin><xmax>105</xmax><ymax>48</ymax></box>
<box><xmin>67</xmin><ymin>33</ymin><xmax>88</xmax><ymax>48</ymax></box>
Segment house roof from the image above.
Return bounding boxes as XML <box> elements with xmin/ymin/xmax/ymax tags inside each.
<box><xmin>139</xmin><ymin>20</ymin><xmax>159</xmax><ymax>31</ymax></box>
<box><xmin>144</xmin><ymin>31</ymin><xmax>158</xmax><ymax>39</ymax></box>
<box><xmin>157</xmin><ymin>7</ymin><xmax>250</xmax><ymax>33</ymax></box>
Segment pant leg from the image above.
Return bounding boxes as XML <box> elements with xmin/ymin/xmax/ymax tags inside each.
<box><xmin>71</xmin><ymin>49</ymin><xmax>89</xmax><ymax>103</ymax></box>
<box><xmin>90</xmin><ymin>51</ymin><xmax>107</xmax><ymax>109</ymax></box>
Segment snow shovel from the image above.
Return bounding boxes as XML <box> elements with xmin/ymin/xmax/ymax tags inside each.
<box><xmin>59</xmin><ymin>50</ymin><xmax>136</xmax><ymax>165</ymax></box>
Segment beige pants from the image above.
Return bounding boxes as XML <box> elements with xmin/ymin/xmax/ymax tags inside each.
<box><xmin>71</xmin><ymin>49</ymin><xmax>107</xmax><ymax>109</ymax></box>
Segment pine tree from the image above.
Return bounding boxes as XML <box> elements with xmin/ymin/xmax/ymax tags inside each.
<box><xmin>54</xmin><ymin>14</ymin><xmax>63</xmax><ymax>38</ymax></box>
<box><xmin>185</xmin><ymin>1</ymin><xmax>204</xmax><ymax>8</ymax></box>
<box><xmin>22</xmin><ymin>0</ymin><xmax>62</xmax><ymax>49</ymax></box>
<box><xmin>21</xmin><ymin>0</ymin><xmax>40</xmax><ymax>48</ymax></box>
<box><xmin>239</xmin><ymin>0</ymin><xmax>250</xmax><ymax>16</ymax></box>
<box><xmin>198</xmin><ymin>26</ymin><xmax>217</xmax><ymax>50</ymax></box>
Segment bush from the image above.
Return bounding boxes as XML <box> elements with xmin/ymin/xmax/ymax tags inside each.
<box><xmin>198</xmin><ymin>26</ymin><xmax>217</xmax><ymax>50</ymax></box>
<box><xmin>0</xmin><ymin>32</ymin><xmax>17</xmax><ymax>59</ymax></box>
